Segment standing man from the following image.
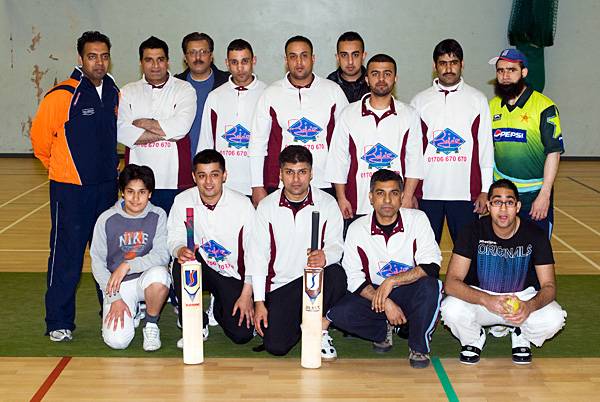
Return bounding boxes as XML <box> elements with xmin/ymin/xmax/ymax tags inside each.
<box><xmin>326</xmin><ymin>170</ymin><xmax>442</xmax><ymax>369</ymax></box>
<box><xmin>168</xmin><ymin>150</ymin><xmax>256</xmax><ymax>346</ymax></box>
<box><xmin>249</xmin><ymin>146</ymin><xmax>347</xmax><ymax>358</ymax></box>
<box><xmin>176</xmin><ymin>32</ymin><xmax>229</xmax><ymax>159</ymax></box>
<box><xmin>327</xmin><ymin>54</ymin><xmax>423</xmax><ymax>220</ymax></box>
<box><xmin>198</xmin><ymin>39</ymin><xmax>267</xmax><ymax>196</ymax></box>
<box><xmin>441</xmin><ymin>179</ymin><xmax>566</xmax><ymax>365</ymax></box>
<box><xmin>31</xmin><ymin>31</ymin><xmax>119</xmax><ymax>342</ymax></box>
<box><xmin>118</xmin><ymin>36</ymin><xmax>197</xmax><ymax>215</ymax></box>
<box><xmin>411</xmin><ymin>39</ymin><xmax>493</xmax><ymax>244</ymax></box>
<box><xmin>249</xmin><ymin>35</ymin><xmax>349</xmax><ymax>206</ymax></box>
<box><xmin>327</xmin><ymin>31</ymin><xmax>369</xmax><ymax>103</ymax></box>
<box><xmin>489</xmin><ymin>48</ymin><xmax>564</xmax><ymax>237</ymax></box>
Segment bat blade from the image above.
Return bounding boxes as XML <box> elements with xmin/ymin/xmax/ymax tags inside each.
<box><xmin>181</xmin><ymin>208</ymin><xmax>203</xmax><ymax>364</ymax></box>
<box><xmin>301</xmin><ymin>211</ymin><xmax>323</xmax><ymax>369</ymax></box>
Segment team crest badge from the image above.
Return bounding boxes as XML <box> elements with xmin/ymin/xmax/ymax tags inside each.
<box><xmin>222</xmin><ymin>124</ymin><xmax>251</xmax><ymax>149</ymax></box>
<box><xmin>430</xmin><ymin>128</ymin><xmax>465</xmax><ymax>154</ymax></box>
<box><xmin>288</xmin><ymin>117</ymin><xmax>322</xmax><ymax>143</ymax></box>
<box><xmin>184</xmin><ymin>268</ymin><xmax>201</xmax><ymax>301</ymax></box>
<box><xmin>377</xmin><ymin>261</ymin><xmax>413</xmax><ymax>278</ymax></box>
<box><xmin>200</xmin><ymin>240</ymin><xmax>231</xmax><ymax>261</ymax></box>
<box><xmin>361</xmin><ymin>143</ymin><xmax>398</xmax><ymax>169</ymax></box>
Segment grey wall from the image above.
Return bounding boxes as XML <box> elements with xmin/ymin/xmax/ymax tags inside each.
<box><xmin>1</xmin><ymin>0</ymin><xmax>597</xmax><ymax>156</ymax></box>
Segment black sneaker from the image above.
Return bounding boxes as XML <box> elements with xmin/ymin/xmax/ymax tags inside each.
<box><xmin>372</xmin><ymin>323</ymin><xmax>393</xmax><ymax>353</ymax></box>
<box><xmin>459</xmin><ymin>329</ymin><xmax>486</xmax><ymax>365</ymax></box>
<box><xmin>511</xmin><ymin>327</ymin><xmax>532</xmax><ymax>364</ymax></box>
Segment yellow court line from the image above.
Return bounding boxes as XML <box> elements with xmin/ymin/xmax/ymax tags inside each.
<box><xmin>0</xmin><ymin>201</ymin><xmax>49</xmax><ymax>235</ymax></box>
<box><xmin>555</xmin><ymin>206</ymin><xmax>600</xmax><ymax>237</ymax></box>
<box><xmin>0</xmin><ymin>181</ymin><xmax>49</xmax><ymax>209</ymax></box>
<box><xmin>552</xmin><ymin>233</ymin><xmax>600</xmax><ymax>271</ymax></box>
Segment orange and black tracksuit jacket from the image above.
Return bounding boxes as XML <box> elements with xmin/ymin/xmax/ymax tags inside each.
<box><xmin>30</xmin><ymin>67</ymin><xmax>120</xmax><ymax>185</ymax></box>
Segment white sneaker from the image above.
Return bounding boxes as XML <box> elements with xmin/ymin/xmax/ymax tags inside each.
<box><xmin>133</xmin><ymin>303</ymin><xmax>146</xmax><ymax>329</ymax></box>
<box><xmin>321</xmin><ymin>331</ymin><xmax>337</xmax><ymax>361</ymax></box>
<box><xmin>176</xmin><ymin>326</ymin><xmax>209</xmax><ymax>349</ymax></box>
<box><xmin>143</xmin><ymin>323</ymin><xmax>161</xmax><ymax>352</ymax></box>
<box><xmin>488</xmin><ymin>325</ymin><xmax>511</xmax><ymax>338</ymax></box>
<box><xmin>206</xmin><ymin>295</ymin><xmax>218</xmax><ymax>327</ymax></box>
<box><xmin>49</xmin><ymin>329</ymin><xmax>72</xmax><ymax>342</ymax></box>
<box><xmin>460</xmin><ymin>328</ymin><xmax>486</xmax><ymax>365</ymax></box>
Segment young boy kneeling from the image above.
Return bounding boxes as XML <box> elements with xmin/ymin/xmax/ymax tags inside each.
<box><xmin>91</xmin><ymin>164</ymin><xmax>171</xmax><ymax>351</ymax></box>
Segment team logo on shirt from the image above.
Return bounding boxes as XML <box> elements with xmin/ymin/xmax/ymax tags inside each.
<box><xmin>361</xmin><ymin>143</ymin><xmax>398</xmax><ymax>169</ymax></box>
<box><xmin>287</xmin><ymin>117</ymin><xmax>322</xmax><ymax>143</ymax></box>
<box><xmin>200</xmin><ymin>240</ymin><xmax>231</xmax><ymax>261</ymax></box>
<box><xmin>377</xmin><ymin>261</ymin><xmax>413</xmax><ymax>278</ymax></box>
<box><xmin>493</xmin><ymin>114</ymin><xmax>502</xmax><ymax>121</ymax></box>
<box><xmin>222</xmin><ymin>124</ymin><xmax>251</xmax><ymax>149</ymax></box>
<box><xmin>493</xmin><ymin>128</ymin><xmax>527</xmax><ymax>143</ymax></box>
<box><xmin>430</xmin><ymin>128</ymin><xmax>465</xmax><ymax>154</ymax></box>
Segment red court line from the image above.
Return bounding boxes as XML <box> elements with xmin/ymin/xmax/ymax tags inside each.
<box><xmin>30</xmin><ymin>356</ymin><xmax>72</xmax><ymax>402</ymax></box>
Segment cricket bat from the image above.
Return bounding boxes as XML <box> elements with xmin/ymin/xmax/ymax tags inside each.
<box><xmin>301</xmin><ymin>211</ymin><xmax>324</xmax><ymax>369</ymax></box>
<box><xmin>181</xmin><ymin>207</ymin><xmax>204</xmax><ymax>365</ymax></box>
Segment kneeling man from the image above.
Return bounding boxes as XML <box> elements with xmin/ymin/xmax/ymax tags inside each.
<box><xmin>441</xmin><ymin>179</ymin><xmax>566</xmax><ymax>365</ymax></box>
<box><xmin>327</xmin><ymin>169</ymin><xmax>443</xmax><ymax>368</ymax></box>
<box><xmin>91</xmin><ymin>164</ymin><xmax>171</xmax><ymax>351</ymax></box>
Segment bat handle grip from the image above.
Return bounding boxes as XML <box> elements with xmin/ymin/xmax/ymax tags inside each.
<box><xmin>310</xmin><ymin>211</ymin><xmax>320</xmax><ymax>251</ymax></box>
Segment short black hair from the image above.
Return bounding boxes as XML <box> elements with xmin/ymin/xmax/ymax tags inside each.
<box><xmin>139</xmin><ymin>36</ymin><xmax>169</xmax><ymax>61</ymax></box>
<box><xmin>367</xmin><ymin>53</ymin><xmax>397</xmax><ymax>75</ymax></box>
<box><xmin>279</xmin><ymin>145</ymin><xmax>312</xmax><ymax>167</ymax></box>
<box><xmin>193</xmin><ymin>149</ymin><xmax>225</xmax><ymax>172</ymax></box>
<box><xmin>181</xmin><ymin>32</ymin><xmax>214</xmax><ymax>53</ymax></box>
<box><xmin>285</xmin><ymin>35</ymin><xmax>313</xmax><ymax>55</ymax></box>
<box><xmin>336</xmin><ymin>31</ymin><xmax>364</xmax><ymax>52</ymax></box>
<box><xmin>227</xmin><ymin>38</ymin><xmax>253</xmax><ymax>57</ymax></box>
<box><xmin>119</xmin><ymin>164</ymin><xmax>155</xmax><ymax>193</ymax></box>
<box><xmin>77</xmin><ymin>31</ymin><xmax>111</xmax><ymax>56</ymax></box>
<box><xmin>433</xmin><ymin>39</ymin><xmax>463</xmax><ymax>62</ymax></box>
<box><xmin>488</xmin><ymin>179</ymin><xmax>520</xmax><ymax>202</ymax></box>
<box><xmin>369</xmin><ymin>169</ymin><xmax>403</xmax><ymax>192</ymax></box>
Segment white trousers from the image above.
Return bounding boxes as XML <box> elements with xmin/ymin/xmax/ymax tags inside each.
<box><xmin>440</xmin><ymin>286</ymin><xmax>567</xmax><ymax>347</ymax></box>
<box><xmin>102</xmin><ymin>266</ymin><xmax>171</xmax><ymax>349</ymax></box>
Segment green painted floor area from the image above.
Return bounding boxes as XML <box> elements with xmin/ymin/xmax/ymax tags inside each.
<box><xmin>2</xmin><ymin>273</ymin><xmax>598</xmax><ymax>359</ymax></box>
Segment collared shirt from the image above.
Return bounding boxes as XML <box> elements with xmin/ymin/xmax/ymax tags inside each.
<box><xmin>326</xmin><ymin>94</ymin><xmax>424</xmax><ymax>215</ymax></box>
<box><xmin>118</xmin><ymin>73</ymin><xmax>197</xmax><ymax>189</ymax></box>
<box><xmin>342</xmin><ymin>209</ymin><xmax>441</xmax><ymax>292</ymax></box>
<box><xmin>167</xmin><ymin>186</ymin><xmax>255</xmax><ymax>281</ymax></box>
<box><xmin>247</xmin><ymin>186</ymin><xmax>343</xmax><ymax>300</ymax></box>
<box><xmin>410</xmin><ymin>78</ymin><xmax>494</xmax><ymax>201</ymax></box>
<box><xmin>248</xmin><ymin>73</ymin><xmax>349</xmax><ymax>189</ymax></box>
<box><xmin>198</xmin><ymin>74</ymin><xmax>267</xmax><ymax>195</ymax></box>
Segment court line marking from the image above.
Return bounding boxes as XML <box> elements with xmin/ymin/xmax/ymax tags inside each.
<box><xmin>0</xmin><ymin>201</ymin><xmax>49</xmax><ymax>235</ymax></box>
<box><xmin>0</xmin><ymin>181</ymin><xmax>48</xmax><ymax>209</ymax></box>
<box><xmin>568</xmin><ymin>176</ymin><xmax>600</xmax><ymax>195</ymax></box>
<box><xmin>552</xmin><ymin>233</ymin><xmax>600</xmax><ymax>271</ymax></box>
<box><xmin>30</xmin><ymin>356</ymin><xmax>71</xmax><ymax>402</ymax></box>
<box><xmin>555</xmin><ymin>206</ymin><xmax>600</xmax><ymax>237</ymax></box>
<box><xmin>432</xmin><ymin>357</ymin><xmax>459</xmax><ymax>402</ymax></box>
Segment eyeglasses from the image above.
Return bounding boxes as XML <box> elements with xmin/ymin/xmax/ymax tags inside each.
<box><xmin>490</xmin><ymin>200</ymin><xmax>517</xmax><ymax>208</ymax></box>
<box><xmin>186</xmin><ymin>49</ymin><xmax>212</xmax><ymax>57</ymax></box>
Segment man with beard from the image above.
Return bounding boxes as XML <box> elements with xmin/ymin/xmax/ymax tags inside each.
<box><xmin>411</xmin><ymin>39</ymin><xmax>493</xmax><ymax>244</ymax></box>
<box><xmin>31</xmin><ymin>31</ymin><xmax>119</xmax><ymax>342</ymax></box>
<box><xmin>248</xmin><ymin>35</ymin><xmax>348</xmax><ymax>206</ymax></box>
<box><xmin>118</xmin><ymin>36</ymin><xmax>197</xmax><ymax>215</ymax></box>
<box><xmin>198</xmin><ymin>39</ymin><xmax>267</xmax><ymax>196</ymax></box>
<box><xmin>327</xmin><ymin>31</ymin><xmax>370</xmax><ymax>103</ymax></box>
<box><xmin>489</xmin><ymin>49</ymin><xmax>563</xmax><ymax>237</ymax></box>
<box><xmin>176</xmin><ymin>32</ymin><xmax>229</xmax><ymax>159</ymax></box>
<box><xmin>326</xmin><ymin>54</ymin><xmax>423</xmax><ymax>222</ymax></box>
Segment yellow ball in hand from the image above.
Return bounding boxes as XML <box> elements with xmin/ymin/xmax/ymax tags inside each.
<box><xmin>505</xmin><ymin>297</ymin><xmax>521</xmax><ymax>313</ymax></box>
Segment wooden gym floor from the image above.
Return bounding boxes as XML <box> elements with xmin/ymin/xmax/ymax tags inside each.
<box><xmin>0</xmin><ymin>158</ymin><xmax>599</xmax><ymax>401</ymax></box>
